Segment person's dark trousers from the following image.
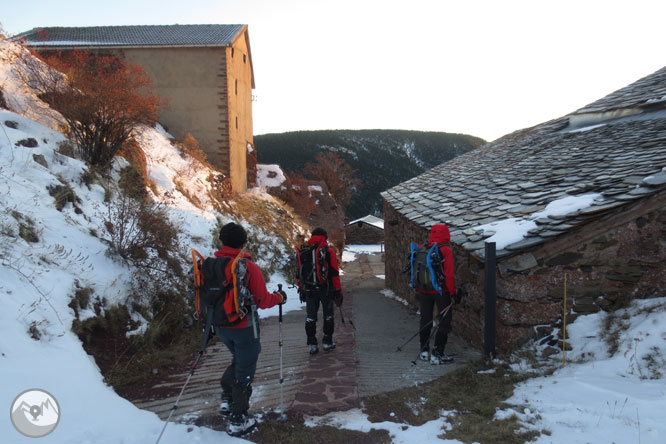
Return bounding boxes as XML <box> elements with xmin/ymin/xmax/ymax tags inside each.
<box><xmin>215</xmin><ymin>325</ymin><xmax>261</xmax><ymax>416</ymax></box>
<box><xmin>305</xmin><ymin>286</ymin><xmax>335</xmax><ymax>345</ymax></box>
<box><xmin>418</xmin><ymin>291</ymin><xmax>453</xmax><ymax>353</ymax></box>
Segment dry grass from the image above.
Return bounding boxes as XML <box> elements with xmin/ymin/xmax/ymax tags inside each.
<box><xmin>363</xmin><ymin>359</ymin><xmax>542</xmax><ymax>444</ymax></box>
<box><xmin>193</xmin><ymin>411</ymin><xmax>392</xmax><ymax>444</ymax></box>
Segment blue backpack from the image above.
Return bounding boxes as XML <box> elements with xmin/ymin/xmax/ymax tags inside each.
<box><xmin>410</xmin><ymin>242</ymin><xmax>445</xmax><ymax>295</ymax></box>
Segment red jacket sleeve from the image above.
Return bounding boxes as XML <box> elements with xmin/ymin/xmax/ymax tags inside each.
<box><xmin>247</xmin><ymin>261</ymin><xmax>283</xmax><ymax>308</ymax></box>
<box><xmin>439</xmin><ymin>245</ymin><xmax>456</xmax><ymax>295</ymax></box>
<box><xmin>328</xmin><ymin>249</ymin><xmax>342</xmax><ymax>291</ymax></box>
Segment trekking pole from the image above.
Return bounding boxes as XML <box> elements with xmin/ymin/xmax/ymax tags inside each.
<box><xmin>338</xmin><ymin>305</ymin><xmax>356</xmax><ymax>330</ymax></box>
<box><xmin>277</xmin><ymin>284</ymin><xmax>287</xmax><ymax>422</ymax></box>
<box><xmin>409</xmin><ymin>303</ymin><xmax>452</xmax><ymax>365</ymax></box>
<box><xmin>396</xmin><ymin>304</ymin><xmax>451</xmax><ymax>352</ymax></box>
<box><xmin>396</xmin><ymin>318</ymin><xmax>435</xmax><ymax>352</ymax></box>
<box><xmin>155</xmin><ymin>308</ymin><xmax>215</xmax><ymax>444</ymax></box>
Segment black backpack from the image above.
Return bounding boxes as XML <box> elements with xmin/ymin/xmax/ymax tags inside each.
<box><xmin>192</xmin><ymin>250</ymin><xmax>252</xmax><ymax>327</ymax></box>
<box><xmin>410</xmin><ymin>242</ymin><xmax>445</xmax><ymax>294</ymax></box>
<box><xmin>295</xmin><ymin>243</ymin><xmax>329</xmax><ymax>289</ymax></box>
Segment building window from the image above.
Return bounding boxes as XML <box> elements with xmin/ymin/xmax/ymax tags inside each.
<box><xmin>243</xmin><ymin>54</ymin><xmax>246</xmax><ymax>63</ymax></box>
<box><xmin>235</xmin><ymin>79</ymin><xmax>238</xmax><ymax>95</ymax></box>
<box><xmin>232</xmin><ymin>48</ymin><xmax>235</xmax><ymax>57</ymax></box>
<box><xmin>236</xmin><ymin>116</ymin><xmax>238</xmax><ymax>129</ymax></box>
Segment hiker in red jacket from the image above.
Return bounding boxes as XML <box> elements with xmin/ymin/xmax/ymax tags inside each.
<box><xmin>214</xmin><ymin>222</ymin><xmax>286</xmax><ymax>436</ymax></box>
<box><xmin>297</xmin><ymin>227</ymin><xmax>343</xmax><ymax>354</ymax></box>
<box><xmin>415</xmin><ymin>223</ymin><xmax>457</xmax><ymax>364</ymax></box>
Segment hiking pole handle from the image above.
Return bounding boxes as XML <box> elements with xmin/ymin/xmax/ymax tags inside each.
<box><xmin>278</xmin><ymin>284</ymin><xmax>283</xmax><ymax>322</ymax></box>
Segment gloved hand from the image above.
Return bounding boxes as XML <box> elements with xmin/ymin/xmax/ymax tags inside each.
<box><xmin>299</xmin><ymin>291</ymin><xmax>306</xmax><ymax>303</ymax></box>
<box><xmin>277</xmin><ymin>290</ymin><xmax>288</xmax><ymax>305</ymax></box>
<box><xmin>333</xmin><ymin>289</ymin><xmax>343</xmax><ymax>307</ymax></box>
<box><xmin>453</xmin><ymin>291</ymin><xmax>462</xmax><ymax>305</ymax></box>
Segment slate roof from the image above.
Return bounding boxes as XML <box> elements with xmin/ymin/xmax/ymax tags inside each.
<box><xmin>382</xmin><ymin>65</ymin><xmax>666</xmax><ymax>261</ymax></box>
<box><xmin>16</xmin><ymin>24</ymin><xmax>246</xmax><ymax>48</ymax></box>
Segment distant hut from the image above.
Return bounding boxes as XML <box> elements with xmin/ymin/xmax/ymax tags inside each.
<box><xmin>345</xmin><ymin>215</ymin><xmax>384</xmax><ymax>244</ymax></box>
<box><xmin>382</xmin><ymin>66</ymin><xmax>666</xmax><ymax>354</ymax></box>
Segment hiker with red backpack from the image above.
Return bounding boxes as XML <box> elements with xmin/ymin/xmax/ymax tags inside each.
<box><xmin>206</xmin><ymin>222</ymin><xmax>287</xmax><ymax>436</ymax></box>
<box><xmin>296</xmin><ymin>228</ymin><xmax>343</xmax><ymax>354</ymax></box>
<box><xmin>411</xmin><ymin>223</ymin><xmax>458</xmax><ymax>365</ymax></box>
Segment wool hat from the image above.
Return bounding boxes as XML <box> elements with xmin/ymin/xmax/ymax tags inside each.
<box><xmin>311</xmin><ymin>227</ymin><xmax>328</xmax><ymax>239</ymax></box>
<box><xmin>219</xmin><ymin>222</ymin><xmax>247</xmax><ymax>248</ymax></box>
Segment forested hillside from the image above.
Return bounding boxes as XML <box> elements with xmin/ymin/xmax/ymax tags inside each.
<box><xmin>255</xmin><ymin>129</ymin><xmax>485</xmax><ymax>219</ymax></box>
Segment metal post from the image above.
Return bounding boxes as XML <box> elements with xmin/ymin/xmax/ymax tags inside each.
<box><xmin>484</xmin><ymin>242</ymin><xmax>497</xmax><ymax>358</ymax></box>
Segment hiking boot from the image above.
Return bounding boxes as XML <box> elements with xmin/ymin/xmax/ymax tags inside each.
<box><xmin>431</xmin><ymin>351</ymin><xmax>454</xmax><ymax>365</ymax></box>
<box><xmin>419</xmin><ymin>350</ymin><xmax>430</xmax><ymax>361</ymax></box>
<box><xmin>323</xmin><ymin>342</ymin><xmax>336</xmax><ymax>351</ymax></box>
<box><xmin>219</xmin><ymin>396</ymin><xmax>231</xmax><ymax>416</ymax></box>
<box><xmin>226</xmin><ymin>414</ymin><xmax>257</xmax><ymax>437</ymax></box>
<box><xmin>309</xmin><ymin>344</ymin><xmax>319</xmax><ymax>355</ymax></box>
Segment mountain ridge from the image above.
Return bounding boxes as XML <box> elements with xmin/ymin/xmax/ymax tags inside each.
<box><xmin>255</xmin><ymin>129</ymin><xmax>486</xmax><ymax>219</ymax></box>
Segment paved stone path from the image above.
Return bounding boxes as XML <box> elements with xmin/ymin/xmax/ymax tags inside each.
<box><xmin>131</xmin><ymin>251</ymin><xmax>480</xmax><ymax>422</ymax></box>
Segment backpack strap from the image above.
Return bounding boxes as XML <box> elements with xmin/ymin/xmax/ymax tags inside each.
<box><xmin>315</xmin><ymin>244</ymin><xmax>328</xmax><ymax>284</ymax></box>
<box><xmin>191</xmin><ymin>249</ymin><xmax>206</xmax><ymax>317</ymax></box>
<box><xmin>409</xmin><ymin>242</ymin><xmax>418</xmax><ymax>289</ymax></box>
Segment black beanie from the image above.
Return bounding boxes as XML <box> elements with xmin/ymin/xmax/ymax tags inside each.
<box><xmin>311</xmin><ymin>227</ymin><xmax>327</xmax><ymax>239</ymax></box>
<box><xmin>219</xmin><ymin>222</ymin><xmax>247</xmax><ymax>249</ymax></box>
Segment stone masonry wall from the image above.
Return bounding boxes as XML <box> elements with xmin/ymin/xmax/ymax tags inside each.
<box><xmin>346</xmin><ymin>223</ymin><xmax>384</xmax><ymax>244</ymax></box>
<box><xmin>384</xmin><ymin>197</ymin><xmax>666</xmax><ymax>355</ymax></box>
<box><xmin>383</xmin><ymin>202</ymin><xmax>429</xmax><ymax>306</ymax></box>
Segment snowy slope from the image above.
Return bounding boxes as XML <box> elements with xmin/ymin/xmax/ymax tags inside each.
<box><xmin>0</xmin><ymin>39</ymin><xmax>301</xmax><ymax>443</ymax></box>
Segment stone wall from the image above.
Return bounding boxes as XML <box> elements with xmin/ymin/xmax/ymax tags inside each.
<box><xmin>384</xmin><ymin>193</ymin><xmax>666</xmax><ymax>355</ymax></box>
<box><xmin>345</xmin><ymin>222</ymin><xmax>384</xmax><ymax>244</ymax></box>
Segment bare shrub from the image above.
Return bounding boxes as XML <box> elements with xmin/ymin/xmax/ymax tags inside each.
<box><xmin>117</xmin><ymin>139</ymin><xmax>149</xmax><ymax>188</ymax></box>
<box><xmin>103</xmin><ymin>185</ymin><xmax>183</xmax><ymax>282</ymax></box>
<box><xmin>179</xmin><ymin>132</ymin><xmax>209</xmax><ymax>165</ymax></box>
<box><xmin>271</xmin><ymin>172</ymin><xmax>316</xmax><ymax>222</ymax></box>
<box><xmin>207</xmin><ymin>172</ymin><xmax>233</xmax><ymax>208</ymax></box>
<box><xmin>303</xmin><ymin>151</ymin><xmax>361</xmax><ymax>211</ymax></box>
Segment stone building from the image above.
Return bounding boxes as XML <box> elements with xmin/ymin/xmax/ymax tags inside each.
<box><xmin>345</xmin><ymin>215</ymin><xmax>384</xmax><ymax>244</ymax></box>
<box><xmin>18</xmin><ymin>24</ymin><xmax>256</xmax><ymax>191</ymax></box>
<box><xmin>381</xmin><ymin>66</ymin><xmax>666</xmax><ymax>354</ymax></box>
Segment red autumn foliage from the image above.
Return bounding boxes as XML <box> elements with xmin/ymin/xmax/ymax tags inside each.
<box><xmin>303</xmin><ymin>152</ymin><xmax>361</xmax><ymax>211</ymax></box>
<box><xmin>19</xmin><ymin>49</ymin><xmax>164</xmax><ymax>167</ymax></box>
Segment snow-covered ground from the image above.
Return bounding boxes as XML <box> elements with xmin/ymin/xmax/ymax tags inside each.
<box><xmin>342</xmin><ymin>243</ymin><xmax>384</xmax><ymax>262</ymax></box>
<box><xmin>2</xmin><ymin>39</ymin><xmax>665</xmax><ymax>444</ymax></box>
<box><xmin>0</xmin><ymin>40</ymin><xmax>302</xmax><ymax>443</ymax></box>
<box><xmin>306</xmin><ymin>297</ymin><xmax>666</xmax><ymax>444</ymax></box>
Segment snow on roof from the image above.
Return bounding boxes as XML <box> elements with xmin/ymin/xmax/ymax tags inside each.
<box><xmin>348</xmin><ymin>215</ymin><xmax>384</xmax><ymax>230</ymax></box>
<box><xmin>256</xmin><ymin>164</ymin><xmax>286</xmax><ymax>188</ymax></box>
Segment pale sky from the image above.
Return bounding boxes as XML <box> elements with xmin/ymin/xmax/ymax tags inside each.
<box><xmin>3</xmin><ymin>0</ymin><xmax>665</xmax><ymax>142</ymax></box>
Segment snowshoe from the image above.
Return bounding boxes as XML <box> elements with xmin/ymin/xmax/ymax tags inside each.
<box><xmin>309</xmin><ymin>344</ymin><xmax>319</xmax><ymax>355</ymax></box>
<box><xmin>419</xmin><ymin>350</ymin><xmax>430</xmax><ymax>361</ymax></box>
<box><xmin>431</xmin><ymin>351</ymin><xmax>453</xmax><ymax>365</ymax></box>
<box><xmin>226</xmin><ymin>414</ymin><xmax>257</xmax><ymax>437</ymax></box>
<box><xmin>323</xmin><ymin>342</ymin><xmax>336</xmax><ymax>351</ymax></box>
